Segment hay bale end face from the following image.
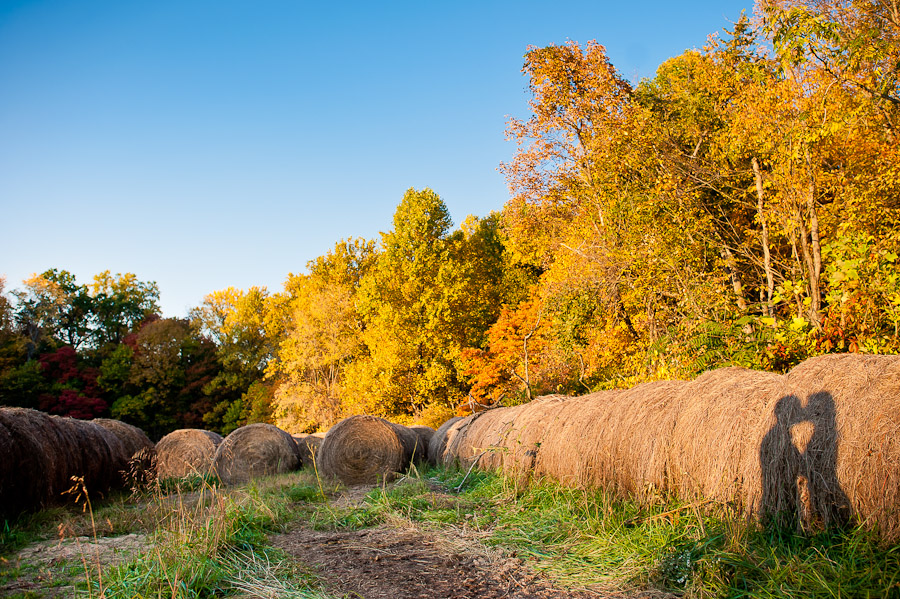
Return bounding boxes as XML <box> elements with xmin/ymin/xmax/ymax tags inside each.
<box><xmin>214</xmin><ymin>423</ymin><xmax>300</xmax><ymax>485</ymax></box>
<box><xmin>156</xmin><ymin>429</ymin><xmax>223</xmax><ymax>480</ymax></box>
<box><xmin>317</xmin><ymin>415</ymin><xmax>418</xmax><ymax>485</ymax></box>
<box><xmin>408</xmin><ymin>425</ymin><xmax>435</xmax><ymax>464</ymax></box>
<box><xmin>292</xmin><ymin>434</ymin><xmax>323</xmax><ymax>469</ymax></box>
<box><xmin>427</xmin><ymin>417</ymin><xmax>462</xmax><ymax>466</ymax></box>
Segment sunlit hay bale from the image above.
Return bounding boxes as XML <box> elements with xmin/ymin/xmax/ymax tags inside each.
<box><xmin>665</xmin><ymin>368</ymin><xmax>784</xmax><ymax>513</ymax></box>
<box><xmin>427</xmin><ymin>416</ymin><xmax>462</xmax><ymax>466</ymax></box>
<box><xmin>409</xmin><ymin>425</ymin><xmax>435</xmax><ymax>464</ymax></box>
<box><xmin>291</xmin><ymin>434</ymin><xmax>323</xmax><ymax>469</ymax></box>
<box><xmin>765</xmin><ymin>353</ymin><xmax>900</xmax><ymax>539</ymax></box>
<box><xmin>540</xmin><ymin>382</ymin><xmax>687</xmax><ymax>498</ymax></box>
<box><xmin>317</xmin><ymin>415</ymin><xmax>418</xmax><ymax>485</ymax></box>
<box><xmin>92</xmin><ymin>418</ymin><xmax>155</xmax><ymax>460</ymax></box>
<box><xmin>214</xmin><ymin>423</ymin><xmax>301</xmax><ymax>485</ymax></box>
<box><xmin>466</xmin><ymin>395</ymin><xmax>571</xmax><ymax>481</ymax></box>
<box><xmin>156</xmin><ymin>429</ymin><xmax>224</xmax><ymax>480</ymax></box>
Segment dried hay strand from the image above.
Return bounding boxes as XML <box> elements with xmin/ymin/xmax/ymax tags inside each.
<box><xmin>213</xmin><ymin>423</ymin><xmax>301</xmax><ymax>485</ymax></box>
<box><xmin>92</xmin><ymin>418</ymin><xmax>154</xmax><ymax>460</ymax></box>
<box><xmin>156</xmin><ymin>429</ymin><xmax>223</xmax><ymax>479</ymax></box>
<box><xmin>317</xmin><ymin>415</ymin><xmax>418</xmax><ymax>485</ymax></box>
<box><xmin>427</xmin><ymin>416</ymin><xmax>462</xmax><ymax>466</ymax></box>
<box><xmin>409</xmin><ymin>425</ymin><xmax>435</xmax><ymax>464</ymax></box>
<box><xmin>667</xmin><ymin>368</ymin><xmax>784</xmax><ymax>511</ymax></box>
<box><xmin>759</xmin><ymin>353</ymin><xmax>900</xmax><ymax>539</ymax></box>
<box><xmin>292</xmin><ymin>434</ymin><xmax>323</xmax><ymax>469</ymax></box>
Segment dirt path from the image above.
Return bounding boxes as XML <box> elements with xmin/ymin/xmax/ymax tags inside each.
<box><xmin>272</xmin><ymin>523</ymin><xmax>605</xmax><ymax>599</ymax></box>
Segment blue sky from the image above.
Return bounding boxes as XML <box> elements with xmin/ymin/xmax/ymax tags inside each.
<box><xmin>0</xmin><ymin>0</ymin><xmax>750</xmax><ymax>317</ymax></box>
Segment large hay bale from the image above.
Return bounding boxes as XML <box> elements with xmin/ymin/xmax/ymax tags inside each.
<box><xmin>427</xmin><ymin>417</ymin><xmax>462</xmax><ymax>466</ymax></box>
<box><xmin>156</xmin><ymin>429</ymin><xmax>223</xmax><ymax>479</ymax></box>
<box><xmin>769</xmin><ymin>354</ymin><xmax>900</xmax><ymax>538</ymax></box>
<box><xmin>317</xmin><ymin>415</ymin><xmax>418</xmax><ymax>485</ymax></box>
<box><xmin>93</xmin><ymin>418</ymin><xmax>154</xmax><ymax>460</ymax></box>
<box><xmin>0</xmin><ymin>408</ymin><xmax>129</xmax><ymax>518</ymax></box>
<box><xmin>214</xmin><ymin>423</ymin><xmax>300</xmax><ymax>485</ymax></box>
<box><xmin>292</xmin><ymin>434</ymin><xmax>323</xmax><ymax>469</ymax></box>
<box><xmin>408</xmin><ymin>425</ymin><xmax>435</xmax><ymax>464</ymax></box>
<box><xmin>667</xmin><ymin>368</ymin><xmax>784</xmax><ymax>511</ymax></box>
<box><xmin>58</xmin><ymin>416</ymin><xmax>129</xmax><ymax>493</ymax></box>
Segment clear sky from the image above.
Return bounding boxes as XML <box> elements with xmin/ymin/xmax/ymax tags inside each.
<box><xmin>0</xmin><ymin>0</ymin><xmax>751</xmax><ymax>317</ymax></box>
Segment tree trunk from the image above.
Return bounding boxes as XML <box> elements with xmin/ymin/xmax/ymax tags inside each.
<box><xmin>752</xmin><ymin>157</ymin><xmax>775</xmax><ymax>317</ymax></box>
<box><xmin>721</xmin><ymin>246</ymin><xmax>749</xmax><ymax>312</ymax></box>
<box><xmin>805</xmin><ymin>148</ymin><xmax>823</xmax><ymax>328</ymax></box>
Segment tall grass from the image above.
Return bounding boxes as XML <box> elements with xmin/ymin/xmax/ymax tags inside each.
<box><xmin>83</xmin><ymin>472</ymin><xmax>332</xmax><ymax>598</ymax></box>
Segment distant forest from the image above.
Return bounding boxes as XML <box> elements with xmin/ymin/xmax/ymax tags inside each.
<box><xmin>1</xmin><ymin>1</ymin><xmax>897</xmax><ymax>439</ymax></box>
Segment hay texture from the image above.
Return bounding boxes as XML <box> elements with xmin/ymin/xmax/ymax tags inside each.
<box><xmin>156</xmin><ymin>429</ymin><xmax>223</xmax><ymax>479</ymax></box>
<box><xmin>427</xmin><ymin>416</ymin><xmax>462</xmax><ymax>466</ymax></box>
<box><xmin>773</xmin><ymin>354</ymin><xmax>900</xmax><ymax>537</ymax></box>
<box><xmin>0</xmin><ymin>408</ymin><xmax>129</xmax><ymax>517</ymax></box>
<box><xmin>93</xmin><ymin>418</ymin><xmax>154</xmax><ymax>460</ymax></box>
<box><xmin>409</xmin><ymin>425</ymin><xmax>435</xmax><ymax>464</ymax></box>
<box><xmin>214</xmin><ymin>423</ymin><xmax>301</xmax><ymax>485</ymax></box>
<box><xmin>292</xmin><ymin>434</ymin><xmax>323</xmax><ymax>469</ymax></box>
<box><xmin>317</xmin><ymin>415</ymin><xmax>418</xmax><ymax>485</ymax></box>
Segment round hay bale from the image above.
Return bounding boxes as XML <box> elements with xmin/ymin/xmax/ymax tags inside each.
<box><xmin>0</xmin><ymin>408</ymin><xmax>129</xmax><ymax>517</ymax></box>
<box><xmin>0</xmin><ymin>408</ymin><xmax>55</xmax><ymax>516</ymax></box>
<box><xmin>214</xmin><ymin>423</ymin><xmax>300</xmax><ymax>485</ymax></box>
<box><xmin>317</xmin><ymin>415</ymin><xmax>418</xmax><ymax>485</ymax></box>
<box><xmin>292</xmin><ymin>434</ymin><xmax>323</xmax><ymax>469</ymax></box>
<box><xmin>93</xmin><ymin>418</ymin><xmax>154</xmax><ymax>460</ymax></box>
<box><xmin>409</xmin><ymin>425</ymin><xmax>435</xmax><ymax>464</ymax></box>
<box><xmin>767</xmin><ymin>353</ymin><xmax>900</xmax><ymax>538</ymax></box>
<box><xmin>427</xmin><ymin>417</ymin><xmax>462</xmax><ymax>466</ymax></box>
<box><xmin>57</xmin><ymin>416</ymin><xmax>129</xmax><ymax>493</ymax></box>
<box><xmin>666</xmin><ymin>367</ymin><xmax>784</xmax><ymax>512</ymax></box>
<box><xmin>156</xmin><ymin>429</ymin><xmax>223</xmax><ymax>480</ymax></box>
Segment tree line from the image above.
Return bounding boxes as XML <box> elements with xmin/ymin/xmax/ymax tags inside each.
<box><xmin>1</xmin><ymin>0</ymin><xmax>897</xmax><ymax>436</ymax></box>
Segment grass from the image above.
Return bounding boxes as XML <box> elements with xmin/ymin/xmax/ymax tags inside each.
<box><xmin>4</xmin><ymin>465</ymin><xmax>900</xmax><ymax>598</ymax></box>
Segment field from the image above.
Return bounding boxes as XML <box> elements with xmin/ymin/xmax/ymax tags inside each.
<box><xmin>2</xmin><ymin>464</ymin><xmax>899</xmax><ymax>599</ymax></box>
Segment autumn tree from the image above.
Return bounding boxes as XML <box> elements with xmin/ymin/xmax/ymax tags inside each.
<box><xmin>270</xmin><ymin>238</ymin><xmax>374</xmax><ymax>432</ymax></box>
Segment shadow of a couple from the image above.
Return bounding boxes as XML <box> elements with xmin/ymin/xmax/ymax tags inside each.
<box><xmin>760</xmin><ymin>391</ymin><xmax>852</xmax><ymax>530</ymax></box>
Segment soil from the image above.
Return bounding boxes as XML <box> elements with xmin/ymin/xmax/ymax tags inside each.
<box><xmin>273</xmin><ymin>524</ymin><xmax>607</xmax><ymax>599</ymax></box>
<box><xmin>1</xmin><ymin>533</ymin><xmax>149</xmax><ymax>598</ymax></box>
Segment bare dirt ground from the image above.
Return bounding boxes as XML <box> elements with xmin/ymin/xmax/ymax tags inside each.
<box><xmin>274</xmin><ymin>523</ymin><xmax>606</xmax><ymax>599</ymax></box>
<box><xmin>272</xmin><ymin>484</ymin><xmax>667</xmax><ymax>599</ymax></box>
<box><xmin>1</xmin><ymin>533</ymin><xmax>149</xmax><ymax>597</ymax></box>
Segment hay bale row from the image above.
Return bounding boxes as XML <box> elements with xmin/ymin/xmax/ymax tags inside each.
<box><xmin>0</xmin><ymin>408</ymin><xmax>139</xmax><ymax>518</ymax></box>
<box><xmin>435</xmin><ymin>354</ymin><xmax>900</xmax><ymax>541</ymax></box>
<box><xmin>317</xmin><ymin>415</ymin><xmax>422</xmax><ymax>485</ymax></box>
